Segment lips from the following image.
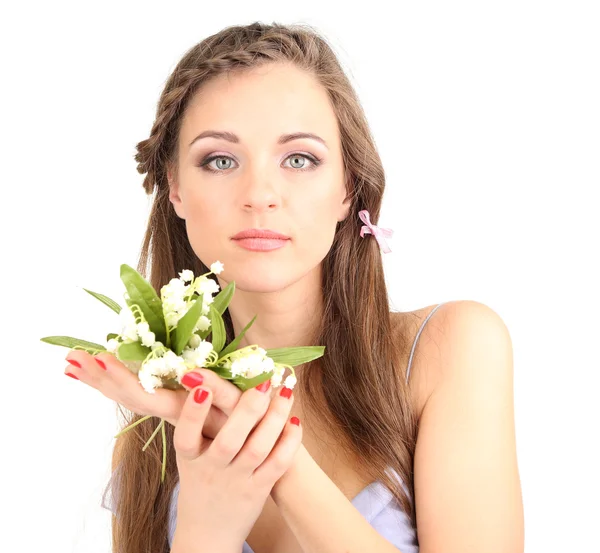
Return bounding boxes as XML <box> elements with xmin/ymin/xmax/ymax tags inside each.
<box><xmin>231</xmin><ymin>228</ymin><xmax>290</xmax><ymax>240</ymax></box>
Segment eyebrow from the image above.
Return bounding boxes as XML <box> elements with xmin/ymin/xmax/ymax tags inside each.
<box><xmin>188</xmin><ymin>130</ymin><xmax>329</xmax><ymax>150</ymax></box>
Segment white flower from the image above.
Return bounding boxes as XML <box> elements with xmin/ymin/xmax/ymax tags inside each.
<box><xmin>162</xmin><ymin>350</ymin><xmax>187</xmax><ymax>374</ymax></box>
<box><xmin>143</xmin><ymin>357</ymin><xmax>168</xmax><ymax>377</ymax></box>
<box><xmin>119</xmin><ymin>306</ymin><xmax>139</xmax><ymax>341</ymax></box>
<box><xmin>271</xmin><ymin>372</ymin><xmax>283</xmax><ymax>388</ymax></box>
<box><xmin>106</xmin><ymin>338</ymin><xmax>120</xmax><ymax>353</ymax></box>
<box><xmin>210</xmin><ymin>261</ymin><xmax>224</xmax><ymax>275</ymax></box>
<box><xmin>187</xmin><ymin>334</ymin><xmax>201</xmax><ymax>349</ymax></box>
<box><xmin>227</xmin><ymin>347</ymin><xmax>274</xmax><ymax>379</ymax></box>
<box><xmin>151</xmin><ymin>341</ymin><xmax>164</xmax><ymax>351</ymax></box>
<box><xmin>196</xmin><ymin>339</ymin><xmax>214</xmax><ymax>358</ymax></box>
<box><xmin>273</xmin><ymin>364</ymin><xmax>285</xmax><ymax>377</ymax></box>
<box><xmin>134</xmin><ymin>321</ymin><xmax>156</xmax><ymax>347</ymax></box>
<box><xmin>197</xmin><ymin>277</ymin><xmax>220</xmax><ymax>296</ymax></box>
<box><xmin>138</xmin><ymin>366</ymin><xmax>162</xmax><ymax>394</ymax></box>
<box><xmin>139</xmin><ymin>330</ymin><xmax>156</xmax><ymax>347</ymax></box>
<box><xmin>165</xmin><ymin>311</ymin><xmax>180</xmax><ymax>327</ymax></box>
<box><xmin>180</xmin><ymin>339</ymin><xmax>214</xmax><ymax>378</ymax></box>
<box><xmin>167</xmin><ymin>277</ymin><xmax>187</xmax><ymax>291</ymax></box>
<box><xmin>283</xmin><ymin>374</ymin><xmax>297</xmax><ymax>389</ymax></box>
<box><xmin>194</xmin><ymin>315</ymin><xmax>211</xmax><ymax>332</ymax></box>
<box><xmin>179</xmin><ymin>269</ymin><xmax>195</xmax><ymax>283</ymax></box>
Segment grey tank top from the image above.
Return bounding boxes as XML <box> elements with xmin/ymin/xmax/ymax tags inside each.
<box><xmin>103</xmin><ymin>303</ymin><xmax>446</xmax><ymax>552</ymax></box>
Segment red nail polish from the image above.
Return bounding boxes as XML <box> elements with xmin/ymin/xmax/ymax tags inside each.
<box><xmin>194</xmin><ymin>388</ymin><xmax>209</xmax><ymax>404</ymax></box>
<box><xmin>66</xmin><ymin>372</ymin><xmax>79</xmax><ymax>380</ymax></box>
<box><xmin>67</xmin><ymin>359</ymin><xmax>82</xmax><ymax>368</ymax></box>
<box><xmin>256</xmin><ymin>380</ymin><xmax>271</xmax><ymax>393</ymax></box>
<box><xmin>279</xmin><ymin>386</ymin><xmax>292</xmax><ymax>399</ymax></box>
<box><xmin>182</xmin><ymin>372</ymin><xmax>204</xmax><ymax>388</ymax></box>
<box><xmin>290</xmin><ymin>416</ymin><xmax>300</xmax><ymax>426</ymax></box>
<box><xmin>94</xmin><ymin>357</ymin><xmax>107</xmax><ymax>370</ymax></box>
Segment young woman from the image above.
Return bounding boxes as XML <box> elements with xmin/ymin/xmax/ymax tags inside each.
<box><xmin>64</xmin><ymin>21</ymin><xmax>524</xmax><ymax>553</ymax></box>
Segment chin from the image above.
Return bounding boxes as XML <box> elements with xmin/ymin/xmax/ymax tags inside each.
<box><xmin>224</xmin><ymin>270</ymin><xmax>294</xmax><ymax>294</ymax></box>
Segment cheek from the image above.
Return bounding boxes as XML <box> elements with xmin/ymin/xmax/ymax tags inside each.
<box><xmin>292</xmin><ymin>195</ymin><xmax>340</xmax><ymax>258</ymax></box>
<box><xmin>179</xmin><ymin>190</ymin><xmax>230</xmax><ymax>263</ymax></box>
<box><xmin>181</xmin><ymin>185</ymin><xmax>226</xmax><ymax>228</ymax></box>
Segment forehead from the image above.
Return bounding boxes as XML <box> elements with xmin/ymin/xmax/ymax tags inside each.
<box><xmin>179</xmin><ymin>63</ymin><xmax>339</xmax><ymax>145</ymax></box>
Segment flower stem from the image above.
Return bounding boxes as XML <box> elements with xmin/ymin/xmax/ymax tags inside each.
<box><xmin>113</xmin><ymin>414</ymin><xmax>153</xmax><ymax>438</ymax></box>
<box><xmin>142</xmin><ymin>418</ymin><xmax>164</xmax><ymax>451</ymax></box>
<box><xmin>161</xmin><ymin>419</ymin><xmax>167</xmax><ymax>483</ymax></box>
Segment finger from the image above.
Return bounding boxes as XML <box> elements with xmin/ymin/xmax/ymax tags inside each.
<box><xmin>252</xmin><ymin>415</ymin><xmax>302</xmax><ymax>488</ymax></box>
<box><xmin>94</xmin><ymin>351</ymin><xmax>185</xmax><ymax>421</ymax></box>
<box><xmin>181</xmin><ymin>368</ymin><xmax>243</xmax><ymax>438</ymax></box>
<box><xmin>182</xmin><ymin>368</ymin><xmax>243</xmax><ymax>416</ymax></box>
<box><xmin>65</xmin><ymin>350</ymin><xmax>186</xmax><ymax>426</ymax></box>
<box><xmin>64</xmin><ymin>350</ymin><xmax>108</xmax><ymax>389</ymax></box>
<box><xmin>232</xmin><ymin>385</ymin><xmax>295</xmax><ymax>471</ymax></box>
<box><xmin>173</xmin><ymin>386</ymin><xmax>213</xmax><ymax>461</ymax></box>
<box><xmin>206</xmin><ymin>382</ymin><xmax>272</xmax><ymax>468</ymax></box>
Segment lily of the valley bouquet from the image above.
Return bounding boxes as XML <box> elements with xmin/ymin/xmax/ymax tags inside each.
<box><xmin>41</xmin><ymin>261</ymin><xmax>324</xmax><ymax>481</ymax></box>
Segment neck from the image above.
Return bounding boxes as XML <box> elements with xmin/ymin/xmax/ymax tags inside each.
<box><xmin>217</xmin><ymin>265</ymin><xmax>324</xmax><ymax>351</ymax></box>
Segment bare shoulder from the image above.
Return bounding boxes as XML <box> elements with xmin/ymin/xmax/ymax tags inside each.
<box><xmin>391</xmin><ymin>300</ymin><xmax>512</xmax><ymax>421</ymax></box>
<box><xmin>390</xmin><ymin>302</ymin><xmax>451</xmax><ymax>421</ymax></box>
<box><xmin>401</xmin><ymin>300</ymin><xmax>524</xmax><ymax>552</ymax></box>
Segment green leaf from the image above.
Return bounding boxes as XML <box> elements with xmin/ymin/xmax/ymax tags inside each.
<box><xmin>171</xmin><ymin>297</ymin><xmax>205</xmax><ymax>355</ymax></box>
<box><xmin>40</xmin><ymin>335</ymin><xmax>107</xmax><ymax>354</ymax></box>
<box><xmin>206</xmin><ymin>365</ymin><xmax>232</xmax><ymax>379</ymax></box>
<box><xmin>211</xmin><ymin>280</ymin><xmax>235</xmax><ymax>316</ymax></box>
<box><xmin>82</xmin><ymin>288</ymin><xmax>122</xmax><ymax>314</ymax></box>
<box><xmin>120</xmin><ymin>264</ymin><xmax>167</xmax><ymax>345</ymax></box>
<box><xmin>107</xmin><ymin>333</ymin><xmax>119</xmax><ymax>342</ymax></box>
<box><xmin>218</xmin><ymin>315</ymin><xmax>257</xmax><ymax>360</ymax></box>
<box><xmin>116</xmin><ymin>341</ymin><xmax>152</xmax><ymax>361</ymax></box>
<box><xmin>265</xmin><ymin>346</ymin><xmax>325</xmax><ymax>366</ymax></box>
<box><xmin>231</xmin><ymin>370</ymin><xmax>273</xmax><ymax>392</ymax></box>
<box><xmin>209</xmin><ymin>305</ymin><xmax>226</xmax><ymax>353</ymax></box>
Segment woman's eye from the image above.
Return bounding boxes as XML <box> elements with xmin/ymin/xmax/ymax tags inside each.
<box><xmin>198</xmin><ymin>153</ymin><xmax>322</xmax><ymax>174</ymax></box>
<box><xmin>284</xmin><ymin>154</ymin><xmax>317</xmax><ymax>171</ymax></box>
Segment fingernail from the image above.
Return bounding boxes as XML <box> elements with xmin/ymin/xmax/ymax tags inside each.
<box><xmin>279</xmin><ymin>386</ymin><xmax>292</xmax><ymax>399</ymax></box>
<box><xmin>67</xmin><ymin>358</ymin><xmax>81</xmax><ymax>368</ymax></box>
<box><xmin>182</xmin><ymin>372</ymin><xmax>204</xmax><ymax>388</ymax></box>
<box><xmin>290</xmin><ymin>416</ymin><xmax>300</xmax><ymax>426</ymax></box>
<box><xmin>256</xmin><ymin>380</ymin><xmax>271</xmax><ymax>393</ymax></box>
<box><xmin>94</xmin><ymin>357</ymin><xmax>107</xmax><ymax>370</ymax></box>
<box><xmin>193</xmin><ymin>388</ymin><xmax>209</xmax><ymax>404</ymax></box>
<box><xmin>66</xmin><ymin>372</ymin><xmax>79</xmax><ymax>380</ymax></box>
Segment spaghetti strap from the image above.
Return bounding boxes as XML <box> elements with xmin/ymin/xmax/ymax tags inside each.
<box><xmin>405</xmin><ymin>302</ymin><xmax>446</xmax><ymax>384</ymax></box>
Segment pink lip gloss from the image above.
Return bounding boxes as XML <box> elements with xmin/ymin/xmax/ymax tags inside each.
<box><xmin>233</xmin><ymin>238</ymin><xmax>289</xmax><ymax>251</ymax></box>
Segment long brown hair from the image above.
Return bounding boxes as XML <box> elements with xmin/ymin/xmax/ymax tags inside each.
<box><xmin>104</xmin><ymin>21</ymin><xmax>420</xmax><ymax>553</ymax></box>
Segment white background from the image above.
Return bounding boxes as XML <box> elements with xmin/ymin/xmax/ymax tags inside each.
<box><xmin>2</xmin><ymin>1</ymin><xmax>598</xmax><ymax>552</ymax></box>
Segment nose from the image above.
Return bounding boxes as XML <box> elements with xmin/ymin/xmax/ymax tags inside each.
<box><xmin>240</xmin><ymin>176</ymin><xmax>281</xmax><ymax>214</ymax></box>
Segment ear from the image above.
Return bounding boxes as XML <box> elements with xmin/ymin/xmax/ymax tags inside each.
<box><xmin>337</xmin><ymin>174</ymin><xmax>353</xmax><ymax>222</ymax></box>
<box><xmin>167</xmin><ymin>167</ymin><xmax>186</xmax><ymax>220</ymax></box>
<box><xmin>338</xmin><ymin>195</ymin><xmax>352</xmax><ymax>222</ymax></box>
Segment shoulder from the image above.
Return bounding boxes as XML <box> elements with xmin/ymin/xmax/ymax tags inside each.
<box><xmin>401</xmin><ymin>301</ymin><xmax>523</xmax><ymax>552</ymax></box>
<box><xmin>392</xmin><ymin>300</ymin><xmax>512</xmax><ymax>421</ymax></box>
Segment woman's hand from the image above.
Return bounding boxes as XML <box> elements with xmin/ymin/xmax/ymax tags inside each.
<box><xmin>172</xmin><ymin>377</ymin><xmax>301</xmax><ymax>551</ymax></box>
<box><xmin>63</xmin><ymin>350</ymin><xmax>244</xmax><ymax>438</ymax></box>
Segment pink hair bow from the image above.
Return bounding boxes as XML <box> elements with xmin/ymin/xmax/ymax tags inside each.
<box><xmin>358</xmin><ymin>209</ymin><xmax>394</xmax><ymax>253</ymax></box>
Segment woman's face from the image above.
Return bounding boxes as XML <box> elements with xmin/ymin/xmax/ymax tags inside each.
<box><xmin>168</xmin><ymin>62</ymin><xmax>351</xmax><ymax>292</ymax></box>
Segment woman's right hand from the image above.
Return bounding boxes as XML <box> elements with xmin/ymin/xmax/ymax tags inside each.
<box><xmin>63</xmin><ymin>350</ymin><xmax>243</xmax><ymax>438</ymax></box>
<box><xmin>171</xmin><ymin>378</ymin><xmax>302</xmax><ymax>552</ymax></box>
